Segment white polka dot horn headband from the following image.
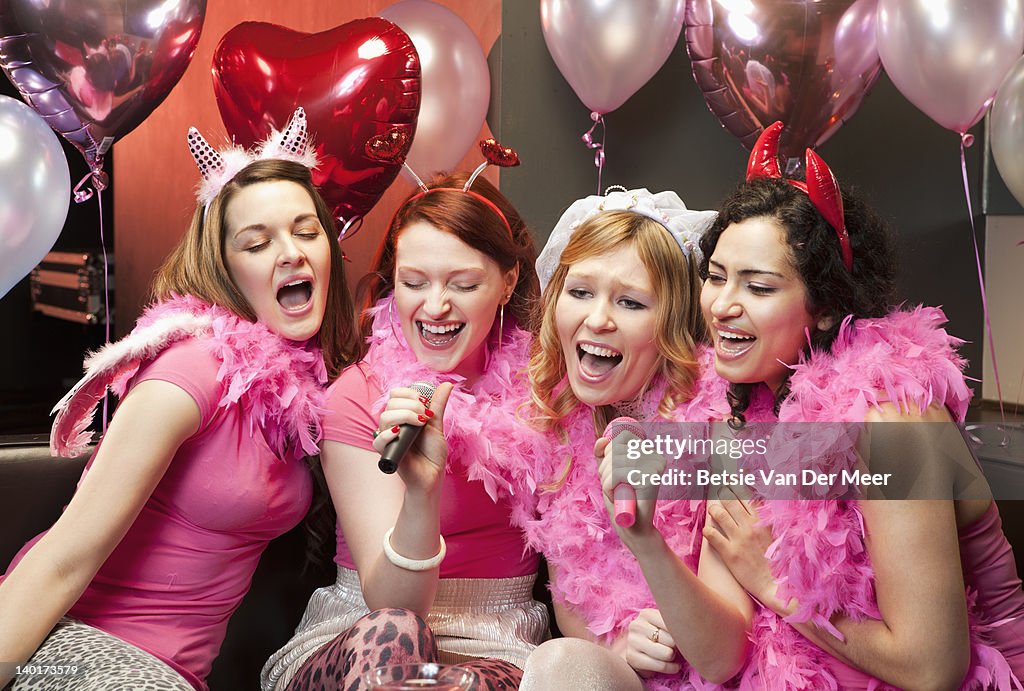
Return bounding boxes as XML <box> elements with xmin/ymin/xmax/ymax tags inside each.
<box><xmin>187</xmin><ymin>106</ymin><xmax>319</xmax><ymax>207</ymax></box>
<box><xmin>536</xmin><ymin>186</ymin><xmax>718</xmax><ymax>293</ymax></box>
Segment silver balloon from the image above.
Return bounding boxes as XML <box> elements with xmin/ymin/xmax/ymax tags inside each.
<box><xmin>542</xmin><ymin>0</ymin><xmax>686</xmax><ymax>115</ymax></box>
<box><xmin>991</xmin><ymin>55</ymin><xmax>1024</xmax><ymax>207</ymax></box>
<box><xmin>0</xmin><ymin>95</ymin><xmax>71</xmax><ymax>298</ymax></box>
<box><xmin>0</xmin><ymin>0</ymin><xmax>206</xmax><ymax>175</ymax></box>
<box><xmin>379</xmin><ymin>0</ymin><xmax>490</xmax><ymax>179</ymax></box>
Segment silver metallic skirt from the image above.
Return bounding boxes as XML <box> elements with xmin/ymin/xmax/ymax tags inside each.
<box><xmin>260</xmin><ymin>567</ymin><xmax>550</xmax><ymax>691</ymax></box>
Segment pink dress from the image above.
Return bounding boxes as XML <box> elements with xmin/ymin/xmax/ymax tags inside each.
<box><xmin>695</xmin><ymin>308</ymin><xmax>1022</xmax><ymax>689</ymax></box>
<box><xmin>4</xmin><ymin>296</ymin><xmax>324</xmax><ymax>691</ymax></box>
<box><xmin>821</xmin><ymin>503</ymin><xmax>1024</xmax><ymax>688</ymax></box>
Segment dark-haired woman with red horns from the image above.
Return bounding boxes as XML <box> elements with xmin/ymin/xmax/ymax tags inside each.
<box><xmin>673</xmin><ymin>121</ymin><xmax>1024</xmax><ymax>689</ymax></box>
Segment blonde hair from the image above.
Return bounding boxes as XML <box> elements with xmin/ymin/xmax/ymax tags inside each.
<box><xmin>152</xmin><ymin>159</ymin><xmax>358</xmax><ymax>379</ymax></box>
<box><xmin>528</xmin><ymin>210</ymin><xmax>706</xmax><ymax>487</ymax></box>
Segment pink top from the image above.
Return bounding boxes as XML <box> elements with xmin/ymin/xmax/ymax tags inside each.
<box><xmin>5</xmin><ymin>339</ymin><xmax>313</xmax><ymax>690</ymax></box>
<box><xmin>323</xmin><ymin>363</ymin><xmax>537</xmax><ymax>578</ymax></box>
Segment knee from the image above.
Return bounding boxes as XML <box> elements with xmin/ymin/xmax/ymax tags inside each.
<box><xmin>351</xmin><ymin>608</ymin><xmax>436</xmax><ymax>660</ymax></box>
<box><xmin>360</xmin><ymin>607</ymin><xmax>429</xmax><ymax>636</ymax></box>
<box><xmin>521</xmin><ymin>638</ymin><xmax>604</xmax><ymax>686</ymax></box>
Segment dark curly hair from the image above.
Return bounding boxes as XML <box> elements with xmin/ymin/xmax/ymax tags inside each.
<box><xmin>699</xmin><ymin>176</ymin><xmax>898</xmax><ymax>428</ymax></box>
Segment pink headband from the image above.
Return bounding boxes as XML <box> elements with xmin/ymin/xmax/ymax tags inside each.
<box><xmin>187</xmin><ymin>107</ymin><xmax>318</xmax><ymax>207</ymax></box>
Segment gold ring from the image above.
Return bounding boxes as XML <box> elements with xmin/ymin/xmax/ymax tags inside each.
<box><xmin>372</xmin><ymin>429</ymin><xmax>380</xmax><ymax>439</ymax></box>
<box><xmin>649</xmin><ymin>626</ymin><xmax>661</xmax><ymax>644</ymax></box>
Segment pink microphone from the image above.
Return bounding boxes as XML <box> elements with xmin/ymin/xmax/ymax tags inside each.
<box><xmin>603</xmin><ymin>416</ymin><xmax>646</xmax><ymax>528</ymax></box>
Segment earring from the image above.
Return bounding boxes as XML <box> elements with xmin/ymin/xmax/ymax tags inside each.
<box><xmin>388</xmin><ymin>293</ymin><xmax>402</xmax><ymax>344</ymax></box>
<box><xmin>498</xmin><ymin>302</ymin><xmax>505</xmax><ymax>352</ymax></box>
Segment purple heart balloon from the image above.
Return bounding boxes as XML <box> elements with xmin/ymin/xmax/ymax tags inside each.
<box><xmin>0</xmin><ymin>0</ymin><xmax>206</xmax><ymax>179</ymax></box>
<box><xmin>684</xmin><ymin>0</ymin><xmax>881</xmax><ymax>165</ymax></box>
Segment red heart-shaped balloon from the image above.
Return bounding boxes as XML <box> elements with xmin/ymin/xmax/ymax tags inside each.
<box><xmin>212</xmin><ymin>19</ymin><xmax>420</xmax><ymax>226</ymax></box>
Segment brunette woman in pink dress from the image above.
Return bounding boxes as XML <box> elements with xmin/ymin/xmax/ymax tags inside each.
<box><xmin>0</xmin><ymin>108</ymin><xmax>359</xmax><ymax>691</ymax></box>
<box><xmin>262</xmin><ymin>145</ymin><xmax>550</xmax><ymax>691</ymax></box>
<box><xmin>691</xmin><ymin>121</ymin><xmax>1023</xmax><ymax>688</ymax></box>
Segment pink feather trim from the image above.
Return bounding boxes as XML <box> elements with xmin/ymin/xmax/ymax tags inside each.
<box><xmin>51</xmin><ymin>295</ymin><xmax>327</xmax><ymax>462</ymax></box>
<box><xmin>361</xmin><ymin>298</ymin><xmax>554</xmax><ymax>522</ymax></box>
<box><xmin>781</xmin><ymin>305</ymin><xmax>971</xmax><ymax>424</ymax></box>
<box><xmin>693</xmin><ymin>307</ymin><xmax>1016</xmax><ymax>688</ymax></box>
<box><xmin>517</xmin><ymin>349</ymin><xmax>730</xmax><ymax>689</ymax></box>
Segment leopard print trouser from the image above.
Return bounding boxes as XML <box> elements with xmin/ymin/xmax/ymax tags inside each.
<box><xmin>10</xmin><ymin>618</ymin><xmax>192</xmax><ymax>691</ymax></box>
<box><xmin>285</xmin><ymin>608</ymin><xmax>523</xmax><ymax>691</ymax></box>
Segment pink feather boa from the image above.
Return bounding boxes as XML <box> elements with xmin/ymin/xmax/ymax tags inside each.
<box><xmin>694</xmin><ymin>306</ymin><xmax>1016</xmax><ymax>690</ymax></box>
<box><xmin>51</xmin><ymin>294</ymin><xmax>327</xmax><ymax>463</ymax></box>
<box><xmin>517</xmin><ymin>348</ymin><xmax>727</xmax><ymax>691</ymax></box>
<box><xmin>359</xmin><ymin>298</ymin><xmax>553</xmax><ymax>522</ymax></box>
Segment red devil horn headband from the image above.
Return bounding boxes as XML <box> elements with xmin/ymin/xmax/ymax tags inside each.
<box><xmin>745</xmin><ymin>121</ymin><xmax>853</xmax><ymax>272</ymax></box>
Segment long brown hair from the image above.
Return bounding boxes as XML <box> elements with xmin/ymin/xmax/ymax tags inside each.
<box><xmin>152</xmin><ymin>159</ymin><xmax>359</xmax><ymax>379</ymax></box>
<box><xmin>356</xmin><ymin>172</ymin><xmax>539</xmax><ymax>341</ymax></box>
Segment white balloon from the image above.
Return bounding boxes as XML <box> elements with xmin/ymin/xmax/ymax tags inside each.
<box><xmin>0</xmin><ymin>95</ymin><xmax>71</xmax><ymax>298</ymax></box>
<box><xmin>877</xmin><ymin>0</ymin><xmax>1024</xmax><ymax>133</ymax></box>
<box><xmin>991</xmin><ymin>56</ymin><xmax>1024</xmax><ymax>207</ymax></box>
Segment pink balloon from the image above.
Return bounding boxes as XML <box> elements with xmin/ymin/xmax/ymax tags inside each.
<box><xmin>834</xmin><ymin>0</ymin><xmax>879</xmax><ymax>80</ymax></box>
<box><xmin>379</xmin><ymin>0</ymin><xmax>489</xmax><ymax>179</ymax></box>
<box><xmin>541</xmin><ymin>0</ymin><xmax>686</xmax><ymax>115</ymax></box>
<box><xmin>877</xmin><ymin>0</ymin><xmax>1024</xmax><ymax>134</ymax></box>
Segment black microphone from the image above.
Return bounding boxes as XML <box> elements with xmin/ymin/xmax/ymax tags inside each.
<box><xmin>378</xmin><ymin>381</ymin><xmax>437</xmax><ymax>474</ymax></box>
<box><xmin>603</xmin><ymin>416</ymin><xmax>646</xmax><ymax>527</ymax></box>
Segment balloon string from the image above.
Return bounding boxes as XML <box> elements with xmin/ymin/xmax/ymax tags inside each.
<box><xmin>581</xmin><ymin>112</ymin><xmax>606</xmax><ymax>194</ymax></box>
<box><xmin>338</xmin><ymin>215</ymin><xmax>363</xmax><ymax>242</ymax></box>
<box><xmin>337</xmin><ymin>216</ymin><xmax>363</xmax><ymax>263</ymax></box>
<box><xmin>97</xmin><ymin>186</ymin><xmax>111</xmax><ymax>434</ymax></box>
<box><xmin>960</xmin><ymin>136</ymin><xmax>1008</xmax><ymax>444</ymax></box>
<box><xmin>73</xmin><ymin>172</ymin><xmax>96</xmax><ymax>204</ymax></box>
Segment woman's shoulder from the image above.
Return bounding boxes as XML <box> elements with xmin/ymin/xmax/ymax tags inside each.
<box><xmin>326</xmin><ymin>362</ymin><xmax>380</xmax><ymax>408</ymax></box>
<box><xmin>862</xmin><ymin>400</ymin><xmax>954</xmax><ymax>424</ymax></box>
<box><xmin>139</xmin><ymin>336</ymin><xmax>221</xmax><ymax>373</ymax></box>
<box><xmin>333</xmin><ymin>360</ymin><xmax>374</xmax><ymax>386</ymax></box>
<box><xmin>131</xmin><ymin>337</ymin><xmax>224</xmax><ymax>415</ymax></box>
